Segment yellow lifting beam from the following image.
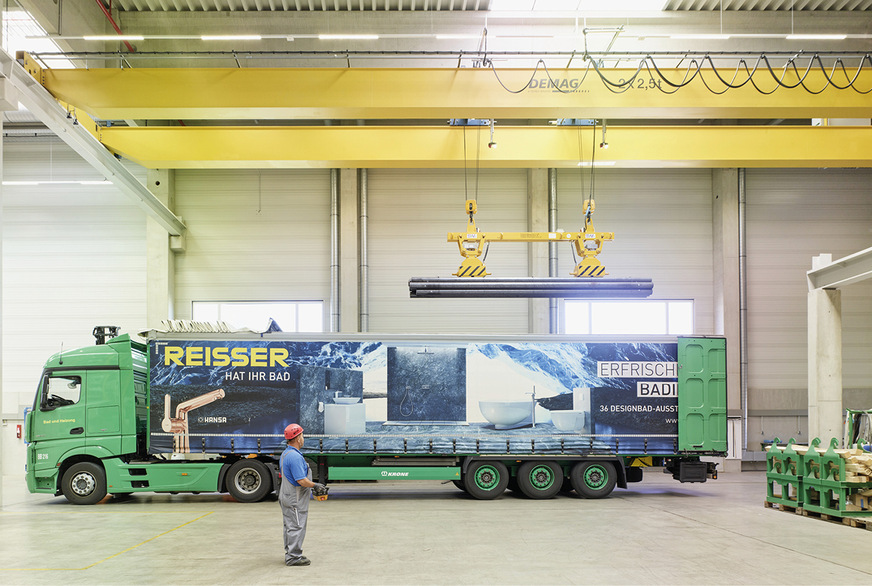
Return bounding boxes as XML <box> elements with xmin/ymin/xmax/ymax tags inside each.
<box><xmin>448</xmin><ymin>199</ymin><xmax>614</xmax><ymax>278</ymax></box>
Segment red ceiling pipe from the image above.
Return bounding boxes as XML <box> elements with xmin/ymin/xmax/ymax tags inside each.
<box><xmin>94</xmin><ymin>0</ymin><xmax>135</xmax><ymax>53</ymax></box>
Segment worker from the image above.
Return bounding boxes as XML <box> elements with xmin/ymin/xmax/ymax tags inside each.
<box><xmin>279</xmin><ymin>423</ymin><xmax>326</xmax><ymax>567</ymax></box>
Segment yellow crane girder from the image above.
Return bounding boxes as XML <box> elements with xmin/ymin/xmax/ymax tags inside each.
<box><xmin>38</xmin><ymin>66</ymin><xmax>872</xmax><ymax>121</ymax></box>
<box><xmin>95</xmin><ymin>125</ymin><xmax>872</xmax><ymax>169</ymax></box>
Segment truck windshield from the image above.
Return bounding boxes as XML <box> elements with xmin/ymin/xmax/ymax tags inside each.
<box><xmin>41</xmin><ymin>375</ymin><xmax>82</xmax><ymax>410</ymax></box>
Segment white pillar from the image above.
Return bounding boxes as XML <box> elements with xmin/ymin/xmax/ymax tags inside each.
<box><xmin>146</xmin><ymin>169</ymin><xmax>177</xmax><ymax>328</ymax></box>
<box><xmin>527</xmin><ymin>169</ymin><xmax>549</xmax><ymax>334</ymax></box>
<box><xmin>808</xmin><ymin>281</ymin><xmax>842</xmax><ymax>443</ymax></box>
<box><xmin>340</xmin><ymin>169</ymin><xmax>359</xmax><ymax>333</ymax></box>
<box><xmin>0</xmin><ymin>112</ymin><xmax>4</xmax><ymax>507</ymax></box>
<box><xmin>711</xmin><ymin>169</ymin><xmax>741</xmax><ymax>417</ymax></box>
<box><xmin>712</xmin><ymin>169</ymin><xmax>742</xmax><ymax>469</ymax></box>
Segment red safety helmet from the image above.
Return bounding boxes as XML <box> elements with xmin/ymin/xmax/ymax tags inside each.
<box><xmin>284</xmin><ymin>423</ymin><xmax>304</xmax><ymax>440</ymax></box>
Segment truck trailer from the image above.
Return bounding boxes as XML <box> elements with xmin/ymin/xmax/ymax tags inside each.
<box><xmin>25</xmin><ymin>328</ymin><xmax>727</xmax><ymax>504</ymax></box>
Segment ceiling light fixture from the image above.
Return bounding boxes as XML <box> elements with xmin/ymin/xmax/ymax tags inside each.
<box><xmin>2</xmin><ymin>180</ymin><xmax>113</xmax><ymax>186</ymax></box>
<box><xmin>318</xmin><ymin>34</ymin><xmax>379</xmax><ymax>40</ymax></box>
<box><xmin>200</xmin><ymin>35</ymin><xmax>262</xmax><ymax>41</ymax></box>
<box><xmin>83</xmin><ymin>35</ymin><xmax>144</xmax><ymax>41</ymax></box>
<box><xmin>435</xmin><ymin>34</ymin><xmax>481</xmax><ymax>40</ymax></box>
<box><xmin>489</xmin><ymin>0</ymin><xmax>666</xmax><ymax>10</ymax></box>
<box><xmin>670</xmin><ymin>34</ymin><xmax>731</xmax><ymax>40</ymax></box>
<box><xmin>785</xmin><ymin>34</ymin><xmax>847</xmax><ymax>40</ymax></box>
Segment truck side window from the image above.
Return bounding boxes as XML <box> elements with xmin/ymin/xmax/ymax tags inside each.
<box><xmin>42</xmin><ymin>375</ymin><xmax>82</xmax><ymax>410</ymax></box>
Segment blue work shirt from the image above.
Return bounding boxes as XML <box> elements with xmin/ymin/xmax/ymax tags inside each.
<box><xmin>280</xmin><ymin>445</ymin><xmax>309</xmax><ymax>486</ymax></box>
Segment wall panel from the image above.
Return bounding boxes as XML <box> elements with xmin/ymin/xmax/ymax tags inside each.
<box><xmin>2</xmin><ymin>139</ymin><xmax>147</xmax><ymax>472</ymax></box>
<box><xmin>745</xmin><ymin>169</ymin><xmax>872</xmax><ymax>443</ymax></box>
<box><xmin>367</xmin><ymin>169</ymin><xmax>529</xmax><ymax>333</ymax></box>
<box><xmin>556</xmin><ymin>169</ymin><xmax>715</xmax><ymax>334</ymax></box>
<box><xmin>172</xmin><ymin>169</ymin><xmax>331</xmax><ymax>326</ymax></box>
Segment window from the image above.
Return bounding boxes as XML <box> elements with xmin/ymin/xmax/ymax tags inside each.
<box><xmin>192</xmin><ymin>301</ymin><xmax>324</xmax><ymax>333</ymax></box>
<box><xmin>564</xmin><ymin>300</ymin><xmax>693</xmax><ymax>335</ymax></box>
<box><xmin>42</xmin><ymin>375</ymin><xmax>81</xmax><ymax>410</ymax></box>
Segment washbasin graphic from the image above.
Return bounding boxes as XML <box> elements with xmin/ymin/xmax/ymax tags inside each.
<box><xmin>333</xmin><ymin>397</ymin><xmax>361</xmax><ymax>405</ymax></box>
<box><xmin>551</xmin><ymin>410</ymin><xmax>586</xmax><ymax>432</ymax></box>
<box><xmin>479</xmin><ymin>401</ymin><xmax>533</xmax><ymax>430</ymax></box>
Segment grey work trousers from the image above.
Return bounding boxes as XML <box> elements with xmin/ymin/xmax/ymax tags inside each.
<box><xmin>279</xmin><ymin>480</ymin><xmax>311</xmax><ymax>564</ymax></box>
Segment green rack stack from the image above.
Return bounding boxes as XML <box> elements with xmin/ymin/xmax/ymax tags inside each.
<box><xmin>766</xmin><ymin>437</ymin><xmax>803</xmax><ymax>509</ymax></box>
<box><xmin>802</xmin><ymin>438</ymin><xmax>872</xmax><ymax>518</ymax></box>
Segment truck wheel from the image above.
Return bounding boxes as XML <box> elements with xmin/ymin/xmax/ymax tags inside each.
<box><xmin>570</xmin><ymin>461</ymin><xmax>617</xmax><ymax>499</ymax></box>
<box><xmin>452</xmin><ymin>480</ymin><xmax>467</xmax><ymax>493</ymax></box>
<box><xmin>61</xmin><ymin>462</ymin><xmax>107</xmax><ymax>505</ymax></box>
<box><xmin>517</xmin><ymin>461</ymin><xmax>563</xmax><ymax>499</ymax></box>
<box><xmin>227</xmin><ymin>459</ymin><xmax>272</xmax><ymax>503</ymax></box>
<box><xmin>463</xmin><ymin>461</ymin><xmax>509</xmax><ymax>500</ymax></box>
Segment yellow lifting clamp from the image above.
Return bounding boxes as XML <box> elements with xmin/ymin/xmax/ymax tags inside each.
<box><xmin>447</xmin><ymin>199</ymin><xmax>614</xmax><ymax>278</ymax></box>
<box><xmin>571</xmin><ymin>199</ymin><xmax>615</xmax><ymax>278</ymax></box>
<box><xmin>451</xmin><ymin>199</ymin><xmax>491</xmax><ymax>277</ymax></box>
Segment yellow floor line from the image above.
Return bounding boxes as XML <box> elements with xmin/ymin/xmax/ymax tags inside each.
<box><xmin>0</xmin><ymin>511</ymin><xmax>213</xmax><ymax>571</ymax></box>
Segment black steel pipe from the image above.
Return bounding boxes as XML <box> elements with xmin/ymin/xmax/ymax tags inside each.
<box><xmin>409</xmin><ymin>277</ymin><xmax>653</xmax><ymax>298</ymax></box>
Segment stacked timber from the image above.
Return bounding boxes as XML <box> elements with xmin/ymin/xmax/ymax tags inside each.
<box><xmin>788</xmin><ymin>444</ymin><xmax>872</xmax><ymax>482</ymax></box>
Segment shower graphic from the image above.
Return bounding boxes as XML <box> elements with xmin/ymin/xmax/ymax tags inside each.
<box><xmin>386</xmin><ymin>346</ymin><xmax>466</xmax><ymax>424</ymax></box>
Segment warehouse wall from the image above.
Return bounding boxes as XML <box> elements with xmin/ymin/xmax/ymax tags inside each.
<box><xmin>555</xmin><ymin>168</ymin><xmax>716</xmax><ymax>334</ymax></box>
<box><xmin>1</xmin><ymin>138</ymin><xmax>148</xmax><ymax>474</ymax></box>
<box><xmin>172</xmin><ymin>169</ymin><xmax>332</xmax><ymax>325</ymax></box>
<box><xmin>745</xmin><ymin>169</ymin><xmax>872</xmax><ymax>449</ymax></box>
<box><xmin>5</xmin><ymin>149</ymin><xmax>872</xmax><ymax>474</ymax></box>
<box><xmin>367</xmin><ymin>169</ymin><xmax>529</xmax><ymax>333</ymax></box>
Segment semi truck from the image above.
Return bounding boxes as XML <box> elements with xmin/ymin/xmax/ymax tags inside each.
<box><xmin>25</xmin><ymin>327</ymin><xmax>727</xmax><ymax>505</ymax></box>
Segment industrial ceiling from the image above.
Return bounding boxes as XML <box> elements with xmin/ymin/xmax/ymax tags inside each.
<box><xmin>5</xmin><ymin>0</ymin><xmax>872</xmax><ymax>170</ymax></box>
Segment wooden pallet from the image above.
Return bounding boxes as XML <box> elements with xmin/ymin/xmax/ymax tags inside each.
<box><xmin>763</xmin><ymin>499</ymin><xmax>801</xmax><ymax>514</ymax></box>
<box><xmin>800</xmin><ymin>508</ymin><xmax>872</xmax><ymax>530</ymax></box>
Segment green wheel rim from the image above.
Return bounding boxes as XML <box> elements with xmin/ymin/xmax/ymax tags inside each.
<box><xmin>528</xmin><ymin>465</ymin><xmax>556</xmax><ymax>490</ymax></box>
<box><xmin>584</xmin><ymin>465</ymin><xmax>608</xmax><ymax>490</ymax></box>
<box><xmin>474</xmin><ymin>465</ymin><xmax>501</xmax><ymax>491</ymax></box>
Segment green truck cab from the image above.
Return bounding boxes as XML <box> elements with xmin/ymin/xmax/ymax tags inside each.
<box><xmin>24</xmin><ymin>331</ymin><xmax>266</xmax><ymax>505</ymax></box>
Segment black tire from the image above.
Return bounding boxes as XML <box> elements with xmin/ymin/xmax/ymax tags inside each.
<box><xmin>570</xmin><ymin>461</ymin><xmax>617</xmax><ymax>499</ymax></box>
<box><xmin>452</xmin><ymin>480</ymin><xmax>467</xmax><ymax>493</ymax></box>
<box><xmin>463</xmin><ymin>461</ymin><xmax>509</xmax><ymax>500</ymax></box>
<box><xmin>517</xmin><ymin>460</ymin><xmax>563</xmax><ymax>499</ymax></box>
<box><xmin>226</xmin><ymin>459</ymin><xmax>273</xmax><ymax>503</ymax></box>
<box><xmin>61</xmin><ymin>462</ymin><xmax>107</xmax><ymax>505</ymax></box>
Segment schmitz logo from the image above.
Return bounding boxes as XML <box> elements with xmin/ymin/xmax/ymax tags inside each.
<box><xmin>381</xmin><ymin>471</ymin><xmax>410</xmax><ymax>477</ymax></box>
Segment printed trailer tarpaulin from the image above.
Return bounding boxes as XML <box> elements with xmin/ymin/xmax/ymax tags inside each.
<box><xmin>148</xmin><ymin>339</ymin><xmax>679</xmax><ymax>456</ymax></box>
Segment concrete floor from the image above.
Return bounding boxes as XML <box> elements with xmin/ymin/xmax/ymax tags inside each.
<box><xmin>1</xmin><ymin>471</ymin><xmax>871</xmax><ymax>585</ymax></box>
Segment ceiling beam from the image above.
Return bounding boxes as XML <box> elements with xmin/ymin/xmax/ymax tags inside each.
<box><xmin>97</xmin><ymin>125</ymin><xmax>872</xmax><ymax>168</ymax></box>
<box><xmin>1</xmin><ymin>50</ymin><xmax>186</xmax><ymax>236</ymax></box>
<box><xmin>807</xmin><ymin>248</ymin><xmax>872</xmax><ymax>290</ymax></box>
<box><xmin>41</xmin><ymin>67</ymin><xmax>872</xmax><ymax>121</ymax></box>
